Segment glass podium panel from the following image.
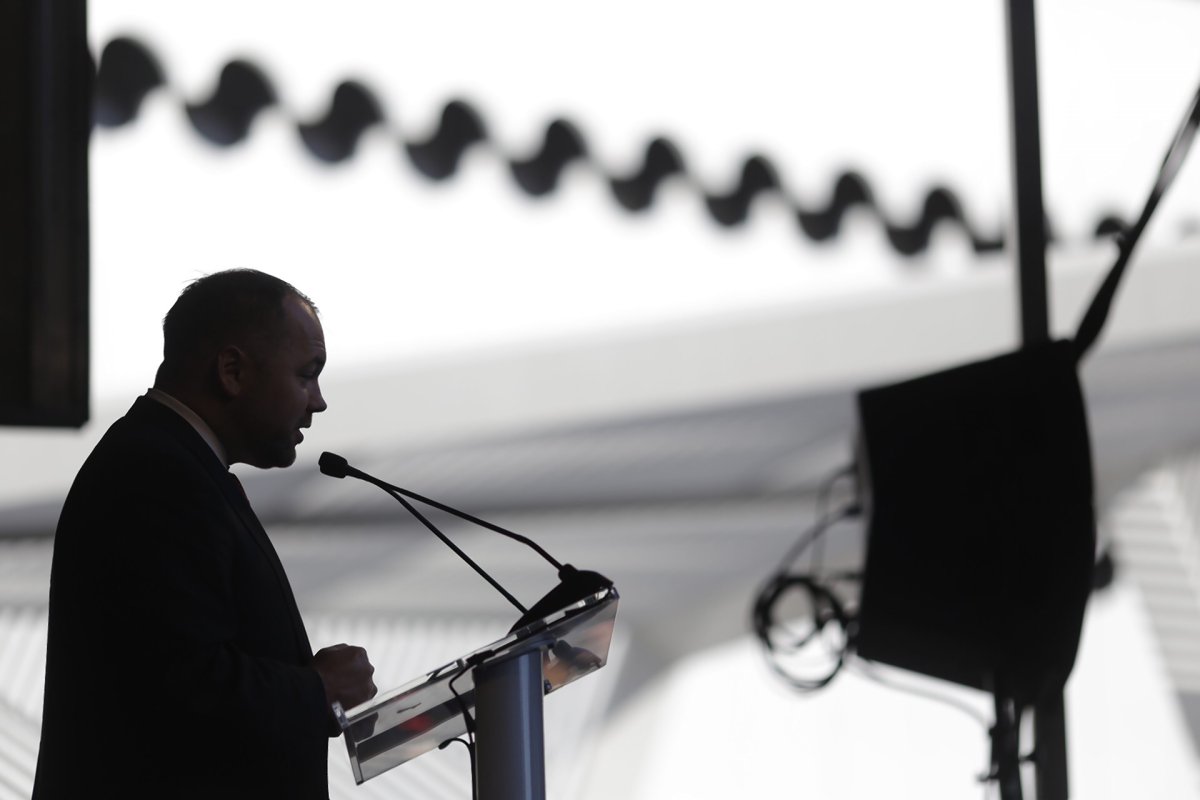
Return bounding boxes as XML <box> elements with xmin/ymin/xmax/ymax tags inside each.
<box><xmin>334</xmin><ymin>587</ymin><xmax>619</xmax><ymax>784</ymax></box>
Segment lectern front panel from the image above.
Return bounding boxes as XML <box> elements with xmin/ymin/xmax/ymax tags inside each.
<box><xmin>335</xmin><ymin>588</ymin><xmax>619</xmax><ymax>784</ymax></box>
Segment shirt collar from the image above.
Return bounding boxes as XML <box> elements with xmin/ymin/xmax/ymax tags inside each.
<box><xmin>146</xmin><ymin>387</ymin><xmax>229</xmax><ymax>468</ymax></box>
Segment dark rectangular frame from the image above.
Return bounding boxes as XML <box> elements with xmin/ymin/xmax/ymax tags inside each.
<box><xmin>0</xmin><ymin>0</ymin><xmax>90</xmax><ymax>427</ymax></box>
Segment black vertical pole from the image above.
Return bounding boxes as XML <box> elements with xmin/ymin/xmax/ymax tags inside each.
<box><xmin>1034</xmin><ymin>691</ymin><xmax>1069</xmax><ymax>800</ymax></box>
<box><xmin>1005</xmin><ymin>3</ymin><xmax>1068</xmax><ymax>799</ymax></box>
<box><xmin>1006</xmin><ymin>0</ymin><xmax>1050</xmax><ymax>346</ymax></box>
<box><xmin>992</xmin><ymin>691</ymin><xmax>1025</xmax><ymax>800</ymax></box>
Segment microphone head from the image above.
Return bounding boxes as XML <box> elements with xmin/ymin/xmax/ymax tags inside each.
<box><xmin>319</xmin><ymin>451</ymin><xmax>350</xmax><ymax>479</ymax></box>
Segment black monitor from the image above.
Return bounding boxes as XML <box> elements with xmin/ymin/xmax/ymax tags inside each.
<box><xmin>854</xmin><ymin>341</ymin><xmax>1095</xmax><ymax>704</ymax></box>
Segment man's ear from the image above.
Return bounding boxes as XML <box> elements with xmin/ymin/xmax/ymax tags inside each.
<box><xmin>215</xmin><ymin>345</ymin><xmax>250</xmax><ymax>398</ymax></box>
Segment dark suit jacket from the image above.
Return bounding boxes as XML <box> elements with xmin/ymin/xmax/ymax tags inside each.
<box><xmin>33</xmin><ymin>396</ymin><xmax>332</xmax><ymax>799</ymax></box>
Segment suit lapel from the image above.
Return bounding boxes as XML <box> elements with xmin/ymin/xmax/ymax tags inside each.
<box><xmin>219</xmin><ymin>470</ymin><xmax>315</xmax><ymax>658</ymax></box>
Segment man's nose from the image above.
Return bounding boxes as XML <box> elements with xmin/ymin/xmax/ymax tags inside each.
<box><xmin>310</xmin><ymin>382</ymin><xmax>328</xmax><ymax>414</ymax></box>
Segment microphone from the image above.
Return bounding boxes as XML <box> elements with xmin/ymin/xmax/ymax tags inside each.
<box><xmin>319</xmin><ymin>451</ymin><xmax>613</xmax><ymax>631</ymax></box>
<box><xmin>318</xmin><ymin>451</ymin><xmax>352</xmax><ymax>479</ymax></box>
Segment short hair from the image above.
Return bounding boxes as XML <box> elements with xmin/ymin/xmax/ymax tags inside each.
<box><xmin>161</xmin><ymin>269</ymin><xmax>317</xmax><ymax>366</ymax></box>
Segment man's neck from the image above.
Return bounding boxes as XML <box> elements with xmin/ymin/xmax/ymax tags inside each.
<box><xmin>147</xmin><ymin>387</ymin><xmax>229</xmax><ymax>467</ymax></box>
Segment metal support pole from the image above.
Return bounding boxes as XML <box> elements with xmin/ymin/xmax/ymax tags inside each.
<box><xmin>992</xmin><ymin>693</ymin><xmax>1025</xmax><ymax>800</ymax></box>
<box><xmin>474</xmin><ymin>647</ymin><xmax>547</xmax><ymax>800</ymax></box>
<box><xmin>1005</xmin><ymin>5</ymin><xmax>1069</xmax><ymax>795</ymax></box>
<box><xmin>1005</xmin><ymin>0</ymin><xmax>1051</xmax><ymax>346</ymax></box>
<box><xmin>1034</xmin><ymin>692</ymin><xmax>1068</xmax><ymax>800</ymax></box>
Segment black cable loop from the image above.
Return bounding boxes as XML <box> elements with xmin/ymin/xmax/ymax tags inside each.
<box><xmin>753</xmin><ymin>463</ymin><xmax>863</xmax><ymax>691</ymax></box>
<box><xmin>753</xmin><ymin>572</ymin><xmax>851</xmax><ymax>691</ymax></box>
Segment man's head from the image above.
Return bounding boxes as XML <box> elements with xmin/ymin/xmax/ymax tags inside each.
<box><xmin>155</xmin><ymin>269</ymin><xmax>327</xmax><ymax>468</ymax></box>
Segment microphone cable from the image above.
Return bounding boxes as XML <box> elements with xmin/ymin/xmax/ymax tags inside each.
<box><xmin>440</xmin><ymin>660</ymin><xmax>480</xmax><ymax>800</ymax></box>
<box><xmin>1074</xmin><ymin>73</ymin><xmax>1200</xmax><ymax>360</ymax></box>
<box><xmin>752</xmin><ymin>463</ymin><xmax>862</xmax><ymax>691</ymax></box>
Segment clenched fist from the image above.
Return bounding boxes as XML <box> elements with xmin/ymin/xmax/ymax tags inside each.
<box><xmin>313</xmin><ymin>643</ymin><xmax>378</xmax><ymax>712</ymax></box>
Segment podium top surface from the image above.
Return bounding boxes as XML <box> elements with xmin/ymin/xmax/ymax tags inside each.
<box><xmin>334</xmin><ymin>586</ymin><xmax>619</xmax><ymax>785</ymax></box>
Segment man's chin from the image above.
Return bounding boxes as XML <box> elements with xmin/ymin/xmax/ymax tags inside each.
<box><xmin>246</xmin><ymin>446</ymin><xmax>298</xmax><ymax>470</ymax></box>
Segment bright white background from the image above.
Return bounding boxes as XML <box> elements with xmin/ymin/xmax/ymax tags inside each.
<box><xmin>586</xmin><ymin>583</ymin><xmax>1200</xmax><ymax>800</ymax></box>
<box><xmin>87</xmin><ymin>0</ymin><xmax>1200</xmax><ymax>402</ymax></box>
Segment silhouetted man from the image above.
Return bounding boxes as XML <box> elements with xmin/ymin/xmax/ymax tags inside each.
<box><xmin>34</xmin><ymin>269</ymin><xmax>376</xmax><ymax>799</ymax></box>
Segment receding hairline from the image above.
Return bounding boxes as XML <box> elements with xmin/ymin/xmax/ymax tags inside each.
<box><xmin>160</xmin><ymin>269</ymin><xmax>319</xmax><ymax>368</ymax></box>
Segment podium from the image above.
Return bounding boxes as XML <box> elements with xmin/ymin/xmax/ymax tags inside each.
<box><xmin>333</xmin><ymin>585</ymin><xmax>619</xmax><ymax>799</ymax></box>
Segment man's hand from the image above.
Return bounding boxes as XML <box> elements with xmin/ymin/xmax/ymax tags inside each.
<box><xmin>313</xmin><ymin>643</ymin><xmax>378</xmax><ymax>712</ymax></box>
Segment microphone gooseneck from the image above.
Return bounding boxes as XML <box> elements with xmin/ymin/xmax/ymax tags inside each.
<box><xmin>320</xmin><ymin>451</ymin><xmax>528</xmax><ymax>615</ymax></box>
<box><xmin>319</xmin><ymin>451</ymin><xmax>614</xmax><ymax>630</ymax></box>
<box><xmin>321</xmin><ymin>452</ymin><xmax>562</xmax><ymax>571</ymax></box>
<box><xmin>389</xmin><ymin>488</ymin><xmax>529</xmax><ymax>615</ymax></box>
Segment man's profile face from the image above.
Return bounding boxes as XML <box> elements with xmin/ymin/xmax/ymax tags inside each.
<box><xmin>233</xmin><ymin>294</ymin><xmax>328</xmax><ymax>468</ymax></box>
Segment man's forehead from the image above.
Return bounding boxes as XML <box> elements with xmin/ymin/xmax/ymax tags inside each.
<box><xmin>283</xmin><ymin>295</ymin><xmax>323</xmax><ymax>334</ymax></box>
<box><xmin>256</xmin><ymin>294</ymin><xmax>324</xmax><ymax>364</ymax></box>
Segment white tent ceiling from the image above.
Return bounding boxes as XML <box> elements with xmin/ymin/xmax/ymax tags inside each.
<box><xmin>77</xmin><ymin>0</ymin><xmax>1200</xmax><ymax>403</ymax></box>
